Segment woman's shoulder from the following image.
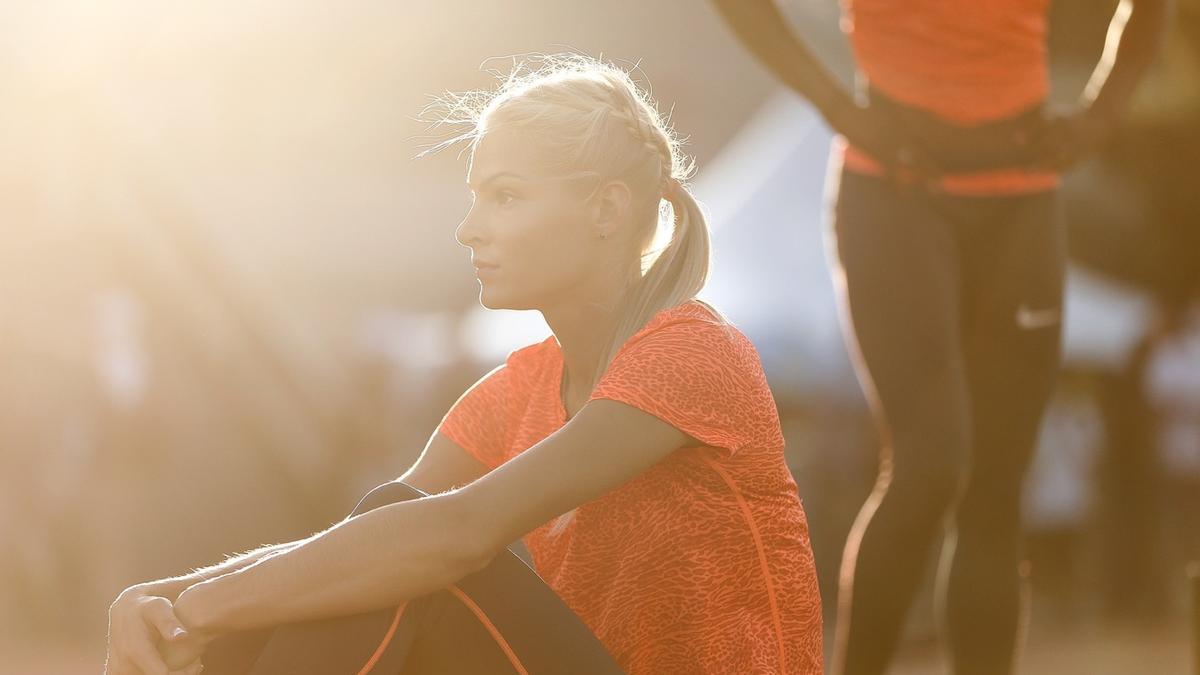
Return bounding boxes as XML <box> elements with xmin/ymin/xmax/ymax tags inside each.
<box><xmin>608</xmin><ymin>300</ymin><xmax>769</xmax><ymax>389</ymax></box>
<box><xmin>593</xmin><ymin>299</ymin><xmax>785</xmax><ymax>454</ymax></box>
<box><xmin>658</xmin><ymin>298</ymin><xmax>726</xmax><ymax>326</ymax></box>
<box><xmin>630</xmin><ymin>300</ymin><xmax>750</xmax><ymax>352</ymax></box>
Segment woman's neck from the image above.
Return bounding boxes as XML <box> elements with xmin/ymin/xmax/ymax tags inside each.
<box><xmin>544</xmin><ymin>301</ymin><xmax>618</xmax><ymax>409</ymax></box>
<box><xmin>542</xmin><ymin>257</ymin><xmax>640</xmax><ymax>415</ymax></box>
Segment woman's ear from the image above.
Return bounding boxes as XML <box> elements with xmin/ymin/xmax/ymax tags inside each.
<box><xmin>590</xmin><ymin>179</ymin><xmax>633</xmax><ymax>239</ymax></box>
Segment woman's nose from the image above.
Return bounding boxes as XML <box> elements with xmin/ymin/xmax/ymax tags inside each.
<box><xmin>455</xmin><ymin>206</ymin><xmax>483</xmax><ymax>248</ymax></box>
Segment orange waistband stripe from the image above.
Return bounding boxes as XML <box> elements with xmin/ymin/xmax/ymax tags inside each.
<box><xmin>355</xmin><ymin>588</ymin><xmax>531</xmax><ymax>675</ymax></box>
<box><xmin>449</xmin><ymin>585</ymin><xmax>531</xmax><ymax>675</ymax></box>
<box><xmin>356</xmin><ymin>601</ymin><xmax>407</xmax><ymax>675</ymax></box>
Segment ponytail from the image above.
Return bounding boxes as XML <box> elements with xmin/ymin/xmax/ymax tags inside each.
<box><xmin>588</xmin><ymin>179</ymin><xmax>724</xmax><ymax>389</ymax></box>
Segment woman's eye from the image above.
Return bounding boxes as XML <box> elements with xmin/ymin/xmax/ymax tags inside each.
<box><xmin>495</xmin><ymin>190</ymin><xmax>516</xmax><ymax>205</ymax></box>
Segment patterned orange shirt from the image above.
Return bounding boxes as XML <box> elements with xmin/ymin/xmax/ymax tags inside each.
<box><xmin>438</xmin><ymin>300</ymin><xmax>823</xmax><ymax>673</ymax></box>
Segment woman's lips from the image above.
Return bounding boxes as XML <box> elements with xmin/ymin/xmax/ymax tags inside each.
<box><xmin>473</xmin><ymin>261</ymin><xmax>499</xmax><ymax>277</ymax></box>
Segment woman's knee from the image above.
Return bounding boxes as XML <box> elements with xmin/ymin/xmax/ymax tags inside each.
<box><xmin>882</xmin><ymin>438</ymin><xmax>971</xmax><ymax>520</ymax></box>
<box><xmin>349</xmin><ymin>481</ymin><xmax>429</xmax><ymax>517</ymax></box>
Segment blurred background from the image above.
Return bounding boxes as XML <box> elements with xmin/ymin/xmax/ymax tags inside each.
<box><xmin>1</xmin><ymin>0</ymin><xmax>1197</xmax><ymax>672</ymax></box>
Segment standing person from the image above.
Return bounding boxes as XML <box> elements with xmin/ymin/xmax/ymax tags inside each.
<box><xmin>712</xmin><ymin>2</ymin><xmax>1168</xmax><ymax>673</ymax></box>
<box><xmin>104</xmin><ymin>54</ymin><xmax>824</xmax><ymax>675</ymax></box>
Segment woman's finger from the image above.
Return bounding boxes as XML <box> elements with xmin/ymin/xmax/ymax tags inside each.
<box><xmin>160</xmin><ymin>633</ymin><xmax>208</xmax><ymax>670</ymax></box>
<box><xmin>143</xmin><ymin>596</ymin><xmax>189</xmax><ymax>643</ymax></box>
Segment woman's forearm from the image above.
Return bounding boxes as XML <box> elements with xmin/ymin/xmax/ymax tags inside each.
<box><xmin>172</xmin><ymin>492</ymin><xmax>489</xmax><ymax>635</ymax></box>
<box><xmin>134</xmin><ymin>541</ymin><xmax>304</xmax><ymax>602</ymax></box>
<box><xmin>710</xmin><ymin>0</ymin><xmax>850</xmax><ymax>116</ymax></box>
<box><xmin>1083</xmin><ymin>0</ymin><xmax>1172</xmax><ymax>120</ymax></box>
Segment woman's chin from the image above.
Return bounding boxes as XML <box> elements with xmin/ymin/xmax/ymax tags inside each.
<box><xmin>478</xmin><ymin>288</ymin><xmax>535</xmax><ymax>312</ymax></box>
<box><xmin>478</xmin><ymin>289</ymin><xmax>514</xmax><ymax>311</ymax></box>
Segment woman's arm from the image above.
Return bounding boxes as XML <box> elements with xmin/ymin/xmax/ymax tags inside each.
<box><xmin>709</xmin><ymin>0</ymin><xmax>943</xmax><ymax>176</ymax></box>
<box><xmin>398</xmin><ymin>428</ymin><xmax>490</xmax><ymax>494</ymax></box>
<box><xmin>1036</xmin><ymin>0</ymin><xmax>1172</xmax><ymax>167</ymax></box>
<box><xmin>172</xmin><ymin>488</ymin><xmax>484</xmax><ymax>634</ymax></box>
<box><xmin>1083</xmin><ymin>0</ymin><xmax>1173</xmax><ymax>121</ymax></box>
<box><xmin>454</xmin><ymin>399</ymin><xmax>692</xmax><ymax>550</ymax></box>
<box><xmin>130</xmin><ymin>429</ymin><xmax>491</xmax><ymax>672</ymax></box>
<box><xmin>169</xmin><ymin>398</ymin><xmax>690</xmax><ymax>635</ymax></box>
<box><xmin>129</xmin><ymin>541</ymin><xmax>302</xmax><ymax>603</ymax></box>
<box><xmin>155</xmin><ymin>426</ymin><xmax>483</xmax><ymax>608</ymax></box>
<box><xmin>709</xmin><ymin>0</ymin><xmax>849</xmax><ymax>116</ymax></box>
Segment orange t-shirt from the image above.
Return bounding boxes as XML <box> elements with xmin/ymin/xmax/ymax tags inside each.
<box><xmin>840</xmin><ymin>0</ymin><xmax>1059</xmax><ymax>195</ymax></box>
<box><xmin>438</xmin><ymin>301</ymin><xmax>823</xmax><ymax>674</ymax></box>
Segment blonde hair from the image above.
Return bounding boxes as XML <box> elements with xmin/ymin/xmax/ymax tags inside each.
<box><xmin>425</xmin><ymin>54</ymin><xmax>727</xmax><ymax>533</ymax></box>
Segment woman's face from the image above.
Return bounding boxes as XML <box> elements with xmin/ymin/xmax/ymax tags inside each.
<box><xmin>456</xmin><ymin>126</ymin><xmax>614</xmax><ymax>311</ymax></box>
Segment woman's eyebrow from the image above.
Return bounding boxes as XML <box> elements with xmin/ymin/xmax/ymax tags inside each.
<box><xmin>467</xmin><ymin>171</ymin><xmax>526</xmax><ymax>191</ymax></box>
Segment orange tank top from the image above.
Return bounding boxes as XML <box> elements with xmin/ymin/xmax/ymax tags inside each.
<box><xmin>841</xmin><ymin>0</ymin><xmax>1059</xmax><ymax>195</ymax></box>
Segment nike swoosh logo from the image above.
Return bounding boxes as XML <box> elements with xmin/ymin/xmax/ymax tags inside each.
<box><xmin>1016</xmin><ymin>304</ymin><xmax>1061</xmax><ymax>330</ymax></box>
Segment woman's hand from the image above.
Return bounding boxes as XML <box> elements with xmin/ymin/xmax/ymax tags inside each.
<box><xmin>105</xmin><ymin>587</ymin><xmax>204</xmax><ymax>675</ymax></box>
<box><xmin>825</xmin><ymin>95</ymin><xmax>943</xmax><ymax>184</ymax></box>
<box><xmin>1028</xmin><ymin>108</ymin><xmax>1117</xmax><ymax>170</ymax></box>
<box><xmin>161</xmin><ymin>585</ymin><xmax>220</xmax><ymax>670</ymax></box>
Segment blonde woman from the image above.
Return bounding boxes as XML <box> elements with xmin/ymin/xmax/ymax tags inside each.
<box><xmin>105</xmin><ymin>55</ymin><xmax>822</xmax><ymax>675</ymax></box>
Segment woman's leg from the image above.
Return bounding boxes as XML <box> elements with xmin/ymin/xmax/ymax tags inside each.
<box><xmin>201</xmin><ymin>481</ymin><xmax>623</xmax><ymax>674</ymax></box>
<box><xmin>826</xmin><ymin>170</ymin><xmax>973</xmax><ymax>675</ymax></box>
<box><xmin>941</xmin><ymin>190</ymin><xmax>1065</xmax><ymax>675</ymax></box>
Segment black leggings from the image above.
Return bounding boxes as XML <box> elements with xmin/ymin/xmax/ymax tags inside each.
<box><xmin>827</xmin><ymin>169</ymin><xmax>1065</xmax><ymax>675</ymax></box>
<box><xmin>200</xmin><ymin>482</ymin><xmax>624</xmax><ymax>674</ymax></box>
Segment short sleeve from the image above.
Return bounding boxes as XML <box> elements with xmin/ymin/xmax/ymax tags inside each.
<box><xmin>586</xmin><ymin>319</ymin><xmax>784</xmax><ymax>458</ymax></box>
<box><xmin>437</xmin><ymin>363</ymin><xmax>512</xmax><ymax>470</ymax></box>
